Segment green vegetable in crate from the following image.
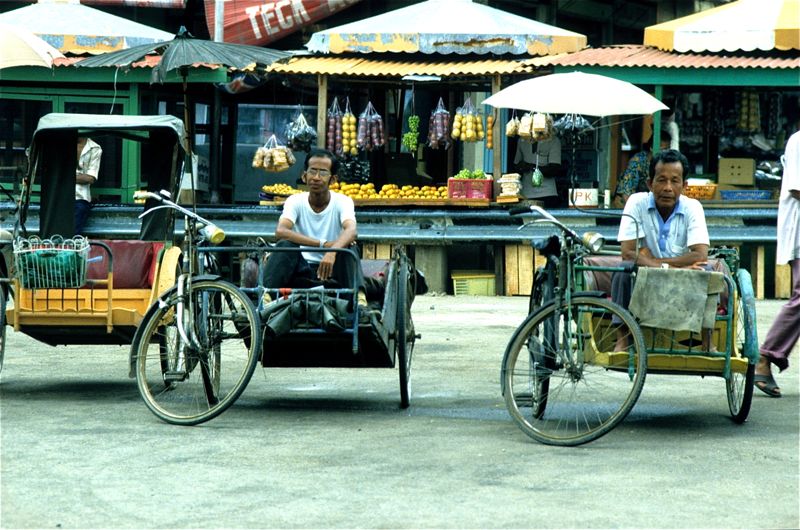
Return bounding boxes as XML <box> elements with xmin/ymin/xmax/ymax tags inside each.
<box><xmin>453</xmin><ymin>168</ymin><xmax>486</xmax><ymax>179</ymax></box>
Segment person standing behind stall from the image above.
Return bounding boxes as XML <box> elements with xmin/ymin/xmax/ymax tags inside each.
<box><xmin>75</xmin><ymin>136</ymin><xmax>102</xmax><ymax>235</ymax></box>
<box><xmin>754</xmin><ymin>129</ymin><xmax>800</xmax><ymax>398</ymax></box>
<box><xmin>514</xmin><ymin>135</ymin><xmax>563</xmax><ymax>207</ymax></box>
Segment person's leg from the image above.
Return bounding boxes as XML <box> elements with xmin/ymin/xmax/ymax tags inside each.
<box><xmin>74</xmin><ymin>199</ymin><xmax>91</xmax><ymax>236</ymax></box>
<box><xmin>328</xmin><ymin>245</ymin><xmax>367</xmax><ymax>308</ymax></box>
<box><xmin>755</xmin><ymin>258</ymin><xmax>800</xmax><ymax>396</ymax></box>
<box><xmin>261</xmin><ymin>240</ymin><xmax>314</xmax><ymax>290</ymax></box>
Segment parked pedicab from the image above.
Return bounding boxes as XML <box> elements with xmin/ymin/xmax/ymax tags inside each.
<box><xmin>0</xmin><ymin>113</ymin><xmax>191</xmax><ymax>372</ymax></box>
<box><xmin>501</xmin><ymin>205</ymin><xmax>758</xmax><ymax>446</ymax></box>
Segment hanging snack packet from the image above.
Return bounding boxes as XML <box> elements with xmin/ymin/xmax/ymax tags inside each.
<box><xmin>259</xmin><ymin>134</ymin><xmax>296</xmax><ymax>172</ymax></box>
<box><xmin>517</xmin><ymin>112</ymin><xmax>534</xmax><ymax>140</ymax></box>
<box><xmin>505</xmin><ymin>110</ymin><xmax>519</xmax><ymax>137</ymax></box>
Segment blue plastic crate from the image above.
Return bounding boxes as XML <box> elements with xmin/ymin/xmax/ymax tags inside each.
<box><xmin>718</xmin><ymin>189</ymin><xmax>772</xmax><ymax>201</ymax></box>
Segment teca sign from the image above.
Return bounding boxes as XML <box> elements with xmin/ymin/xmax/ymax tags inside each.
<box><xmin>205</xmin><ymin>0</ymin><xmax>362</xmax><ymax>46</ymax></box>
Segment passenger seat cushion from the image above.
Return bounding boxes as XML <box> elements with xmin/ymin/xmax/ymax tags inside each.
<box><xmin>86</xmin><ymin>240</ymin><xmax>157</xmax><ymax>289</ymax></box>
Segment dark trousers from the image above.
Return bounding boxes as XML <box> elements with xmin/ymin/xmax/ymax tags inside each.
<box><xmin>261</xmin><ymin>240</ymin><xmax>364</xmax><ymax>292</ymax></box>
<box><xmin>74</xmin><ymin>199</ymin><xmax>91</xmax><ymax>236</ymax></box>
<box><xmin>760</xmin><ymin>258</ymin><xmax>800</xmax><ymax>371</ymax></box>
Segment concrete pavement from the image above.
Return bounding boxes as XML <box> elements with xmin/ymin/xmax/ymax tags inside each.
<box><xmin>1</xmin><ymin>295</ymin><xmax>797</xmax><ymax>528</ymax></box>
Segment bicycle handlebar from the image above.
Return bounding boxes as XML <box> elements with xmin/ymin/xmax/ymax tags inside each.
<box><xmin>134</xmin><ymin>190</ymin><xmax>225</xmax><ymax>244</ymax></box>
<box><xmin>510</xmin><ymin>204</ymin><xmax>582</xmax><ymax>241</ymax></box>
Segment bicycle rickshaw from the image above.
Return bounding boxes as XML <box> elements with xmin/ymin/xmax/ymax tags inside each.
<box><xmin>0</xmin><ymin>113</ymin><xmax>192</xmax><ymax>372</ymax></box>
<box><xmin>501</xmin><ymin>205</ymin><xmax>758</xmax><ymax>446</ymax></box>
<box><xmin>128</xmin><ymin>191</ymin><xmax>423</xmax><ymax>425</ymax></box>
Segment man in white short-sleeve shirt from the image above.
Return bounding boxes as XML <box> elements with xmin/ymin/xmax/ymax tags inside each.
<box><xmin>261</xmin><ymin>148</ymin><xmax>365</xmax><ymax>307</ymax></box>
<box><xmin>612</xmin><ymin>149</ymin><xmax>712</xmax><ymax>351</ymax></box>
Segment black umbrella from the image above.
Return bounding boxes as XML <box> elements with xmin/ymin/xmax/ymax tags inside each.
<box><xmin>78</xmin><ymin>26</ymin><xmax>290</xmax><ymax>83</ymax></box>
<box><xmin>78</xmin><ymin>27</ymin><xmax>291</xmax><ymax>146</ymax></box>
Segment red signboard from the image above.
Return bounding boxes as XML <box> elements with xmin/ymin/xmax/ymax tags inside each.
<box><xmin>204</xmin><ymin>0</ymin><xmax>362</xmax><ymax>46</ymax></box>
<box><xmin>80</xmin><ymin>0</ymin><xmax>186</xmax><ymax>6</ymax></box>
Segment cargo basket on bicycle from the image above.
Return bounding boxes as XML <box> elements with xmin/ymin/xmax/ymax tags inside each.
<box><xmin>13</xmin><ymin>236</ymin><xmax>90</xmax><ymax>289</ymax></box>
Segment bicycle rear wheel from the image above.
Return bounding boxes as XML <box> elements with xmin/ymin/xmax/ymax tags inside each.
<box><xmin>133</xmin><ymin>279</ymin><xmax>261</xmax><ymax>425</ymax></box>
<box><xmin>502</xmin><ymin>296</ymin><xmax>647</xmax><ymax>446</ymax></box>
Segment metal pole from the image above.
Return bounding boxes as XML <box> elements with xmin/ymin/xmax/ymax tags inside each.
<box><xmin>214</xmin><ymin>0</ymin><xmax>225</xmax><ymax>42</ymax></box>
<box><xmin>211</xmin><ymin>0</ymin><xmax>224</xmax><ymax>203</ymax></box>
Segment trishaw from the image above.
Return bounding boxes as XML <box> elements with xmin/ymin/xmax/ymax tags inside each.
<box><xmin>128</xmin><ymin>203</ymin><xmax>424</xmax><ymax>425</ymax></box>
<box><xmin>501</xmin><ymin>205</ymin><xmax>758</xmax><ymax>446</ymax></box>
<box><xmin>0</xmin><ymin>113</ymin><xmax>190</xmax><ymax>372</ymax></box>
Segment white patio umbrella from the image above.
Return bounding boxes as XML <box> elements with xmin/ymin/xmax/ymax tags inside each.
<box><xmin>0</xmin><ymin>23</ymin><xmax>65</xmax><ymax>69</ymax></box>
<box><xmin>482</xmin><ymin>72</ymin><xmax>668</xmax><ymax>117</ymax></box>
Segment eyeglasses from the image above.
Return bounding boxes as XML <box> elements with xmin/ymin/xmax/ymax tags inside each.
<box><xmin>306</xmin><ymin>168</ymin><xmax>332</xmax><ymax>178</ymax></box>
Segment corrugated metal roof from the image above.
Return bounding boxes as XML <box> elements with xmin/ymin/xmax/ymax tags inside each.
<box><xmin>269</xmin><ymin>56</ymin><xmax>529</xmax><ymax>77</ymax></box>
<box><xmin>525</xmin><ymin>45</ymin><xmax>800</xmax><ymax>69</ymax></box>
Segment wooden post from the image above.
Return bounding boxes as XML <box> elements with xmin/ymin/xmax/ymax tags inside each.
<box><xmin>491</xmin><ymin>74</ymin><xmax>502</xmax><ymax>180</ymax></box>
<box><xmin>316</xmin><ymin>74</ymin><xmax>328</xmax><ymax>148</ymax></box>
<box><xmin>775</xmin><ymin>263</ymin><xmax>792</xmax><ymax>299</ymax></box>
<box><xmin>751</xmin><ymin>245</ymin><xmax>765</xmax><ymax>300</ymax></box>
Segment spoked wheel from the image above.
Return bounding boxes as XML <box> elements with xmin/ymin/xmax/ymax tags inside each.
<box><xmin>397</xmin><ymin>262</ymin><xmax>415</xmax><ymax>409</ymax></box>
<box><xmin>502</xmin><ymin>296</ymin><xmax>647</xmax><ymax>446</ymax></box>
<box><xmin>728</xmin><ymin>269</ymin><xmax>757</xmax><ymax>423</ymax></box>
<box><xmin>133</xmin><ymin>280</ymin><xmax>261</xmax><ymax>425</ymax></box>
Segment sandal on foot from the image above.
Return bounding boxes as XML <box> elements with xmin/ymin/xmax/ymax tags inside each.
<box><xmin>754</xmin><ymin>373</ymin><xmax>782</xmax><ymax>398</ymax></box>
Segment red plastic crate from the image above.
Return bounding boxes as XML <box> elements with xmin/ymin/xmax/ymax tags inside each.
<box><xmin>447</xmin><ymin>178</ymin><xmax>493</xmax><ymax>199</ymax></box>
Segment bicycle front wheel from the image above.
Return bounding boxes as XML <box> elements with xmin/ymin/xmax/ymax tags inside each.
<box><xmin>133</xmin><ymin>279</ymin><xmax>262</xmax><ymax>425</ymax></box>
<box><xmin>502</xmin><ymin>296</ymin><xmax>647</xmax><ymax>446</ymax></box>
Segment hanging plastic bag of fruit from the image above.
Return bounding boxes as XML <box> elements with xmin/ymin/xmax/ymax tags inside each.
<box><xmin>342</xmin><ymin>97</ymin><xmax>358</xmax><ymax>156</ymax></box>
<box><xmin>505</xmin><ymin>110</ymin><xmax>519</xmax><ymax>137</ymax></box>
<box><xmin>357</xmin><ymin>101</ymin><xmax>385</xmax><ymax>152</ymax></box>
<box><xmin>428</xmin><ymin>97</ymin><xmax>451</xmax><ymax>150</ymax></box>
<box><xmin>451</xmin><ymin>97</ymin><xmax>483</xmax><ymax>143</ymax></box>
<box><xmin>286</xmin><ymin>108</ymin><xmax>317</xmax><ymax>153</ymax></box>
<box><xmin>258</xmin><ymin>134</ymin><xmax>296</xmax><ymax>172</ymax></box>
<box><xmin>325</xmin><ymin>97</ymin><xmax>344</xmax><ymax>156</ymax></box>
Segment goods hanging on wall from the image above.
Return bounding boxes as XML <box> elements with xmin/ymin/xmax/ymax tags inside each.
<box><xmin>357</xmin><ymin>101</ymin><xmax>385</xmax><ymax>152</ymax></box>
<box><xmin>451</xmin><ymin>97</ymin><xmax>484</xmax><ymax>143</ymax></box>
<box><xmin>252</xmin><ymin>134</ymin><xmax>296</xmax><ymax>172</ymax></box>
<box><xmin>325</xmin><ymin>97</ymin><xmax>343</xmax><ymax>155</ymax></box>
<box><xmin>285</xmin><ymin>110</ymin><xmax>317</xmax><ymax>153</ymax></box>
<box><xmin>428</xmin><ymin>97</ymin><xmax>451</xmax><ymax>150</ymax></box>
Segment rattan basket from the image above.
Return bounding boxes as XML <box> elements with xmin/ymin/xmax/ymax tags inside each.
<box><xmin>684</xmin><ymin>184</ymin><xmax>717</xmax><ymax>200</ymax></box>
<box><xmin>13</xmin><ymin>236</ymin><xmax>90</xmax><ymax>289</ymax></box>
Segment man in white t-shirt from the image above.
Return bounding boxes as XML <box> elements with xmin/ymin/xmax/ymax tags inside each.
<box><xmin>612</xmin><ymin>149</ymin><xmax>711</xmax><ymax>351</ymax></box>
<box><xmin>261</xmin><ymin>148</ymin><xmax>366</xmax><ymax>307</ymax></box>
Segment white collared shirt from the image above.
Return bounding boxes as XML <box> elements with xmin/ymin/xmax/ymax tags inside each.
<box><xmin>76</xmin><ymin>138</ymin><xmax>102</xmax><ymax>202</ymax></box>
<box><xmin>618</xmin><ymin>192</ymin><xmax>709</xmax><ymax>258</ymax></box>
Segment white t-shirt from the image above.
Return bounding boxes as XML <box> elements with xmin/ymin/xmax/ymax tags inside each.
<box><xmin>280</xmin><ymin>191</ymin><xmax>356</xmax><ymax>263</ymax></box>
<box><xmin>777</xmin><ymin>130</ymin><xmax>800</xmax><ymax>264</ymax></box>
<box><xmin>618</xmin><ymin>192</ymin><xmax>709</xmax><ymax>258</ymax></box>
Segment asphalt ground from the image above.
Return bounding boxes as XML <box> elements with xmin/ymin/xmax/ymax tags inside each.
<box><xmin>1</xmin><ymin>295</ymin><xmax>798</xmax><ymax>529</ymax></box>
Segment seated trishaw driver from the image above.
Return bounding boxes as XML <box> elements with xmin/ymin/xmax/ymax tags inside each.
<box><xmin>261</xmin><ymin>147</ymin><xmax>367</xmax><ymax>310</ymax></box>
<box><xmin>612</xmin><ymin>149</ymin><xmax>713</xmax><ymax>352</ymax></box>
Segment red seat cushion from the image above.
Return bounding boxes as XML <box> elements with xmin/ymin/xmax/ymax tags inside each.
<box><xmin>86</xmin><ymin>240</ymin><xmax>156</xmax><ymax>289</ymax></box>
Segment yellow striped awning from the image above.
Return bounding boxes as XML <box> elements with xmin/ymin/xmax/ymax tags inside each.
<box><xmin>644</xmin><ymin>0</ymin><xmax>800</xmax><ymax>52</ymax></box>
<box><xmin>268</xmin><ymin>56</ymin><xmax>530</xmax><ymax>77</ymax></box>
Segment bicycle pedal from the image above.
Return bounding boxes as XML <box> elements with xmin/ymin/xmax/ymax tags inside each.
<box><xmin>163</xmin><ymin>371</ymin><xmax>189</xmax><ymax>382</ymax></box>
